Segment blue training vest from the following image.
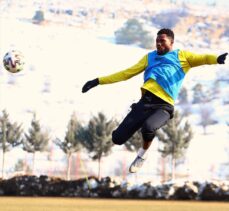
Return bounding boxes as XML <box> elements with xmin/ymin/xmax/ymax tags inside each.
<box><xmin>144</xmin><ymin>50</ymin><xmax>185</xmax><ymax>100</ymax></box>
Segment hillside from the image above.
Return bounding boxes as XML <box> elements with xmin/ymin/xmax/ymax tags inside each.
<box><xmin>0</xmin><ymin>0</ymin><xmax>228</xmax><ymax>182</ymax></box>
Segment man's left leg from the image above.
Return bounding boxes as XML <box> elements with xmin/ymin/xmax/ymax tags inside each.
<box><xmin>129</xmin><ymin>109</ymin><xmax>170</xmax><ymax>173</ymax></box>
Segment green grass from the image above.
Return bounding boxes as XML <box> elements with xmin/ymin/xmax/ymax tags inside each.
<box><xmin>0</xmin><ymin>197</ymin><xmax>228</xmax><ymax>211</ymax></box>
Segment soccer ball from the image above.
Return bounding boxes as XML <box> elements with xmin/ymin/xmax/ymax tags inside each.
<box><xmin>3</xmin><ymin>50</ymin><xmax>25</xmax><ymax>73</ymax></box>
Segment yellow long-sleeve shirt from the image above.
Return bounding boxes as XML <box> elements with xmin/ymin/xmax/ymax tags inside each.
<box><xmin>99</xmin><ymin>50</ymin><xmax>217</xmax><ymax>105</ymax></box>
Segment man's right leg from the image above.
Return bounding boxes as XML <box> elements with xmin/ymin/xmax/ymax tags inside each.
<box><xmin>112</xmin><ymin>100</ymin><xmax>146</xmax><ymax>145</ymax></box>
<box><xmin>128</xmin><ymin>139</ymin><xmax>154</xmax><ymax>173</ymax></box>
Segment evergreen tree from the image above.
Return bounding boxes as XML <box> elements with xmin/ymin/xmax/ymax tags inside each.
<box><xmin>115</xmin><ymin>18</ymin><xmax>153</xmax><ymax>49</ymax></box>
<box><xmin>0</xmin><ymin>110</ymin><xmax>23</xmax><ymax>178</ymax></box>
<box><xmin>14</xmin><ymin>159</ymin><xmax>32</xmax><ymax>174</ymax></box>
<box><xmin>124</xmin><ymin>129</ymin><xmax>142</xmax><ymax>152</ymax></box>
<box><xmin>55</xmin><ymin>112</ymin><xmax>82</xmax><ymax>180</ymax></box>
<box><xmin>156</xmin><ymin>111</ymin><xmax>193</xmax><ymax>180</ymax></box>
<box><xmin>33</xmin><ymin>10</ymin><xmax>45</xmax><ymax>24</ymax></box>
<box><xmin>80</xmin><ymin>112</ymin><xmax>116</xmax><ymax>179</ymax></box>
<box><xmin>23</xmin><ymin>113</ymin><xmax>50</xmax><ymax>174</ymax></box>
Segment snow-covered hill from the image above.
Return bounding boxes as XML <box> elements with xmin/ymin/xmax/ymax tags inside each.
<box><xmin>0</xmin><ymin>0</ymin><xmax>228</xmax><ymax>181</ymax></box>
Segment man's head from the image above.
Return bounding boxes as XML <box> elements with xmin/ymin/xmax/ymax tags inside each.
<box><xmin>156</xmin><ymin>28</ymin><xmax>174</xmax><ymax>55</ymax></box>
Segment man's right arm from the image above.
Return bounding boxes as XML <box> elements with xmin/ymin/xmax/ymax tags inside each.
<box><xmin>99</xmin><ymin>55</ymin><xmax>147</xmax><ymax>84</ymax></box>
<box><xmin>82</xmin><ymin>55</ymin><xmax>148</xmax><ymax>93</ymax></box>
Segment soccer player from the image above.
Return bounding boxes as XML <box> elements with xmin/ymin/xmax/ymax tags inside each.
<box><xmin>82</xmin><ymin>28</ymin><xmax>228</xmax><ymax>173</ymax></box>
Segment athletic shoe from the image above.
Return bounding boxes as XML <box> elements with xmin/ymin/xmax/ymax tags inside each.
<box><xmin>129</xmin><ymin>156</ymin><xmax>145</xmax><ymax>173</ymax></box>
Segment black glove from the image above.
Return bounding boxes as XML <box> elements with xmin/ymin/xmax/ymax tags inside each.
<box><xmin>82</xmin><ymin>78</ymin><xmax>99</xmax><ymax>93</ymax></box>
<box><xmin>217</xmin><ymin>53</ymin><xmax>228</xmax><ymax>64</ymax></box>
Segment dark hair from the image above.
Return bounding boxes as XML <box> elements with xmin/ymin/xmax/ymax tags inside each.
<box><xmin>157</xmin><ymin>28</ymin><xmax>174</xmax><ymax>41</ymax></box>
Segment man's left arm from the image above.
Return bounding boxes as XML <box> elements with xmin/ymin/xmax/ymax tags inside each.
<box><xmin>183</xmin><ymin>51</ymin><xmax>228</xmax><ymax>67</ymax></box>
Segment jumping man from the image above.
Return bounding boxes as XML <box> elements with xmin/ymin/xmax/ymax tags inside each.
<box><xmin>82</xmin><ymin>28</ymin><xmax>228</xmax><ymax>173</ymax></box>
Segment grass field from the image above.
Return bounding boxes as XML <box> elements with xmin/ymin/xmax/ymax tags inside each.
<box><xmin>0</xmin><ymin>197</ymin><xmax>228</xmax><ymax>211</ymax></box>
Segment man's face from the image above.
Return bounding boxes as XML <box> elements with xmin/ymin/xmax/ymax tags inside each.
<box><xmin>156</xmin><ymin>34</ymin><xmax>173</xmax><ymax>55</ymax></box>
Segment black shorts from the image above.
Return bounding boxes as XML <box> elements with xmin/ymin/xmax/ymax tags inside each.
<box><xmin>112</xmin><ymin>91</ymin><xmax>174</xmax><ymax>145</ymax></box>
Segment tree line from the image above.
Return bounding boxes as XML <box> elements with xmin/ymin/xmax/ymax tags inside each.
<box><xmin>0</xmin><ymin>108</ymin><xmax>194</xmax><ymax>181</ymax></box>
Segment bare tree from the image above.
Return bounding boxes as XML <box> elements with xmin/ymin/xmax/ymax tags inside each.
<box><xmin>199</xmin><ymin>104</ymin><xmax>217</xmax><ymax>134</ymax></box>
<box><xmin>192</xmin><ymin>83</ymin><xmax>207</xmax><ymax>104</ymax></box>
<box><xmin>178</xmin><ymin>87</ymin><xmax>189</xmax><ymax>105</ymax></box>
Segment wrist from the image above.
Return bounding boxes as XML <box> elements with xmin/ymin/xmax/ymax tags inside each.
<box><xmin>92</xmin><ymin>78</ymin><xmax>99</xmax><ymax>86</ymax></box>
<box><xmin>217</xmin><ymin>56</ymin><xmax>222</xmax><ymax>64</ymax></box>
